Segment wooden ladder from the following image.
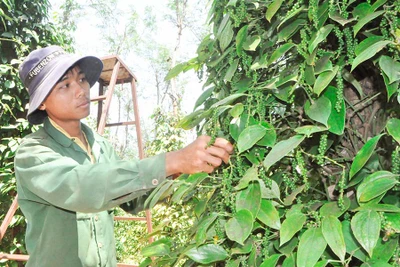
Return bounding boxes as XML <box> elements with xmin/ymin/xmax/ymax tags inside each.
<box><xmin>0</xmin><ymin>55</ymin><xmax>152</xmax><ymax>267</ymax></box>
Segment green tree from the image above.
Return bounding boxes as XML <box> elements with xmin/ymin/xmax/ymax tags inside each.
<box><xmin>142</xmin><ymin>0</ymin><xmax>400</xmax><ymax>266</ymax></box>
<box><xmin>0</xmin><ymin>0</ymin><xmax>73</xmax><ymax>265</ymax></box>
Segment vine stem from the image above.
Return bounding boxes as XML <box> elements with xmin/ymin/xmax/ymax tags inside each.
<box><xmin>299</xmin><ymin>148</ymin><xmax>346</xmax><ymax>204</ymax></box>
<box><xmin>300</xmin><ymin>148</ymin><xmax>345</xmax><ymax>170</ymax></box>
<box><xmin>0</xmin><ymin>38</ymin><xmax>18</xmax><ymax>42</ymax></box>
<box><xmin>308</xmin><ymin>186</ymin><xmax>327</xmax><ymax>196</ymax></box>
<box><xmin>345</xmin><ymin>92</ymin><xmax>382</xmax><ymax>119</ymax></box>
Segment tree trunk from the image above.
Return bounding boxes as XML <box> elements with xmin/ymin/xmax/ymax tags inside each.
<box><xmin>169</xmin><ymin>0</ymin><xmax>187</xmax><ymax>116</ymax></box>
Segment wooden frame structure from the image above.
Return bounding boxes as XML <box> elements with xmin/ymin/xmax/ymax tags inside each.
<box><xmin>0</xmin><ymin>55</ymin><xmax>152</xmax><ymax>267</ymax></box>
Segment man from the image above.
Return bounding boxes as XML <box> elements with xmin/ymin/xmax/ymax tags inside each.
<box><xmin>14</xmin><ymin>45</ymin><xmax>233</xmax><ymax>267</ymax></box>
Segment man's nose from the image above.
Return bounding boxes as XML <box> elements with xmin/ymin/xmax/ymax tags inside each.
<box><xmin>74</xmin><ymin>81</ymin><xmax>87</xmax><ymax>96</ymax></box>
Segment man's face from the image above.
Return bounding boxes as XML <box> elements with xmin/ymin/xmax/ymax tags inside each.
<box><xmin>40</xmin><ymin>65</ymin><xmax>91</xmax><ymax>123</ymax></box>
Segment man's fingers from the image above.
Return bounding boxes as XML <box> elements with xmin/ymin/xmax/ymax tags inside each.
<box><xmin>203</xmin><ymin>163</ymin><xmax>215</xmax><ymax>173</ymax></box>
<box><xmin>213</xmin><ymin>137</ymin><xmax>234</xmax><ymax>154</ymax></box>
<box><xmin>172</xmin><ymin>136</ymin><xmax>234</xmax><ymax>174</ymax></box>
<box><xmin>204</xmin><ymin>154</ymin><xmax>223</xmax><ymax>167</ymax></box>
<box><xmin>205</xmin><ymin>146</ymin><xmax>231</xmax><ymax>164</ymax></box>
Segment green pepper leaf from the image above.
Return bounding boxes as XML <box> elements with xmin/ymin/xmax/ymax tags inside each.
<box><xmin>319</xmin><ymin>198</ymin><xmax>350</xmax><ymax>217</ymax></box>
<box><xmin>265</xmin><ymin>0</ymin><xmax>284</xmax><ymax>22</ymax></box>
<box><xmin>237</xmin><ymin>124</ymin><xmax>267</xmax><ymax>154</ymax></box>
<box><xmin>322</xmin><ymin>216</ymin><xmax>346</xmax><ymax>262</ymax></box>
<box><xmin>184</xmin><ymin>244</ymin><xmax>229</xmax><ymax>264</ymax></box>
<box><xmin>360</xmin><ymin>260</ymin><xmax>394</xmax><ymax>267</ymax></box>
<box><xmin>177</xmin><ymin>109</ymin><xmax>211</xmax><ymax>130</ymax></box>
<box><xmin>314</xmin><ymin>55</ymin><xmax>333</xmax><ymax>75</ymax></box>
<box><xmin>210</xmin><ymin>93</ymin><xmax>246</xmax><ymax>109</ymax></box>
<box><xmin>231</xmin><ymin>237</ymin><xmax>254</xmax><ymax>255</ymax></box>
<box><xmin>351</xmin><ymin>210</ymin><xmax>381</xmax><ymax>258</ymax></box>
<box><xmin>229</xmin><ymin>103</ymin><xmax>244</xmax><ymax>118</ymax></box>
<box><xmin>256</xmin><ymin>121</ymin><xmax>277</xmax><ymax>147</ymax></box>
<box><xmin>263</xmin><ymin>135</ymin><xmax>305</xmax><ymax>170</ymax></box>
<box><xmin>329</xmin><ymin>11</ymin><xmax>357</xmax><ymax>26</ymax></box>
<box><xmin>260</xmin><ymin>254</ymin><xmax>283</xmax><ymax>267</ymax></box>
<box><xmin>141</xmin><ymin>238</ymin><xmax>171</xmax><ymax>257</ymax></box>
<box><xmin>371</xmin><ymin>236</ymin><xmax>399</xmax><ymax>262</ymax></box>
<box><xmin>379</xmin><ymin>55</ymin><xmax>400</xmax><ymax>84</ymax></box>
<box><xmin>243</xmin><ymin>35</ymin><xmax>261</xmax><ymax>51</ymax></box>
<box><xmin>357</xmin><ymin>171</ymin><xmax>398</xmax><ymax>203</ymax></box>
<box><xmin>297</xmin><ymin>227</ymin><xmax>327</xmax><ymax>267</ymax></box>
<box><xmin>349</xmin><ymin>134</ymin><xmax>384</xmax><ymax>179</ymax></box>
<box><xmin>354</xmin><ymin>203</ymin><xmax>400</xmax><ymax>213</ymax></box>
<box><xmin>268</xmin><ymin>43</ymin><xmax>296</xmax><ymax>65</ymax></box>
<box><xmin>145</xmin><ymin>179</ymin><xmax>175</xmax><ymax>209</ymax></box>
<box><xmin>234</xmin><ymin>166</ymin><xmax>258</xmax><ymax>190</ymax></box>
<box><xmin>323</xmin><ymin>86</ymin><xmax>345</xmax><ymax>135</ymax></box>
<box><xmin>257</xmin><ymin>199</ymin><xmax>281</xmax><ymax>230</ymax></box>
<box><xmin>165</xmin><ymin>62</ymin><xmax>187</xmax><ymax>81</ymax></box>
<box><xmin>278</xmin><ymin>19</ymin><xmax>306</xmax><ymax>42</ymax></box>
<box><xmin>195</xmin><ymin>213</ymin><xmax>219</xmax><ymax>246</ymax></box>
<box><xmin>294</xmin><ymin>125</ymin><xmax>328</xmax><ymax>137</ymax></box>
<box><xmin>342</xmin><ymin>220</ymin><xmax>368</xmax><ymax>262</ymax></box>
<box><xmin>219</xmin><ymin>20</ymin><xmax>233</xmax><ymax>52</ymax></box>
<box><xmin>351</xmin><ymin>39</ymin><xmax>391</xmax><ymax>72</ymax></box>
<box><xmin>382</xmin><ymin>72</ymin><xmax>399</xmax><ymax>101</ymax></box>
<box><xmin>308</xmin><ymin>24</ymin><xmax>334</xmax><ymax>54</ymax></box>
<box><xmin>194</xmin><ymin>87</ymin><xmax>214</xmax><ymax>110</ymax></box>
<box><xmin>313</xmin><ymin>65</ymin><xmax>339</xmax><ymax>96</ymax></box>
<box><xmin>386</xmin><ymin>118</ymin><xmax>400</xmax><ymax>144</ymax></box>
<box><xmin>224</xmin><ymin>59</ymin><xmax>239</xmax><ymax>82</ymax></box>
<box><xmin>225</xmin><ymin>209</ymin><xmax>254</xmax><ymax>245</ymax></box>
<box><xmin>353</xmin><ymin>11</ymin><xmax>385</xmax><ymax>37</ymax></box>
<box><xmin>342</xmin><ymin>68</ymin><xmax>364</xmax><ymax>97</ymax></box>
<box><xmin>384</xmin><ymin>213</ymin><xmax>400</xmax><ymax>233</ymax></box>
<box><xmin>236</xmin><ymin>25</ymin><xmax>248</xmax><ymax>55</ymax></box>
<box><xmin>236</xmin><ymin>182</ymin><xmax>262</xmax><ymax>218</ymax></box>
<box><xmin>259</xmin><ymin>179</ymin><xmax>281</xmax><ymax>200</ymax></box>
<box><xmin>371</xmin><ymin>0</ymin><xmax>387</xmax><ymax>11</ymax></box>
<box><xmin>280</xmin><ymin>211</ymin><xmax>306</xmax><ymax>246</ymax></box>
<box><xmin>304</xmin><ymin>96</ymin><xmax>331</xmax><ymax>127</ymax></box>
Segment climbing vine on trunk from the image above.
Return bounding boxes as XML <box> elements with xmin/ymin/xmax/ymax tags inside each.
<box><xmin>142</xmin><ymin>0</ymin><xmax>400</xmax><ymax>266</ymax></box>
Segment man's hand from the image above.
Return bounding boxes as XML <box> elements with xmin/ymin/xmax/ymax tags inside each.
<box><xmin>166</xmin><ymin>135</ymin><xmax>234</xmax><ymax>176</ymax></box>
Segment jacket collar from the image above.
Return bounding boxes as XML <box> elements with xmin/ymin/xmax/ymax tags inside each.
<box><xmin>43</xmin><ymin>117</ymin><xmax>75</xmax><ymax>148</ymax></box>
<box><xmin>80</xmin><ymin>122</ymin><xmax>103</xmax><ymax>162</ymax></box>
<box><xmin>43</xmin><ymin>117</ymin><xmax>101</xmax><ymax>150</ymax></box>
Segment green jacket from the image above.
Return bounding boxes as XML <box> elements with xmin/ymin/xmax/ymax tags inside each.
<box><xmin>14</xmin><ymin>118</ymin><xmax>166</xmax><ymax>267</ymax></box>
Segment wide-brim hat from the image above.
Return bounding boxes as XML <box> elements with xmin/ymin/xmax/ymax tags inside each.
<box><xmin>19</xmin><ymin>45</ymin><xmax>103</xmax><ymax>124</ymax></box>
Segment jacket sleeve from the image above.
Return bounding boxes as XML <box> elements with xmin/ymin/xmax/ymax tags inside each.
<box><xmin>14</xmin><ymin>137</ymin><xmax>167</xmax><ymax>213</ymax></box>
<box><xmin>104</xmin><ymin>140</ymin><xmax>157</xmax><ymax>215</ymax></box>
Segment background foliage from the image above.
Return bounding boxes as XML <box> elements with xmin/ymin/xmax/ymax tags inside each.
<box><xmin>1</xmin><ymin>0</ymin><xmax>204</xmax><ymax>265</ymax></box>
<box><xmin>114</xmin><ymin>108</ymin><xmax>192</xmax><ymax>264</ymax></box>
<box><xmin>142</xmin><ymin>0</ymin><xmax>400</xmax><ymax>266</ymax></box>
<box><xmin>0</xmin><ymin>0</ymin><xmax>72</xmax><ymax>265</ymax></box>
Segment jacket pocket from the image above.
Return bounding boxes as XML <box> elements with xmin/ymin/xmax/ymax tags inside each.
<box><xmin>77</xmin><ymin>213</ymin><xmax>100</xmax><ymax>267</ymax></box>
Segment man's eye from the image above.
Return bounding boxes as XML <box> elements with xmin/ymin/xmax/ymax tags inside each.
<box><xmin>59</xmin><ymin>83</ymin><xmax>69</xmax><ymax>89</ymax></box>
<box><xmin>80</xmin><ymin>77</ymin><xmax>87</xmax><ymax>82</ymax></box>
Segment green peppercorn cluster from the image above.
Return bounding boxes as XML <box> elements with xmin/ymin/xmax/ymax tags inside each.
<box><xmin>309</xmin><ymin>0</ymin><xmax>319</xmax><ymax>29</ymax></box>
<box><xmin>227</xmin><ymin>1</ymin><xmax>248</xmax><ymax>28</ymax></box>
<box><xmin>296</xmin><ymin>150</ymin><xmax>310</xmax><ymax>191</ymax></box>
<box><xmin>317</xmin><ymin>133</ymin><xmax>328</xmax><ymax>165</ymax></box>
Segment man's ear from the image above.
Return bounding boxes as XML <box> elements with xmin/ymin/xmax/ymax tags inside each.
<box><xmin>38</xmin><ymin>103</ymin><xmax>46</xmax><ymax>111</ymax></box>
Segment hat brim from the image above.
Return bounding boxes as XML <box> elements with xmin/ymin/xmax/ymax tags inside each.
<box><xmin>27</xmin><ymin>55</ymin><xmax>103</xmax><ymax>124</ymax></box>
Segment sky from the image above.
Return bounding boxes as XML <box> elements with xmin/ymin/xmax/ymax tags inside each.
<box><xmin>48</xmin><ymin>0</ymin><xmax>210</xmax><ymax>150</ymax></box>
<box><xmin>49</xmin><ymin>0</ymin><xmax>207</xmax><ymax>101</ymax></box>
